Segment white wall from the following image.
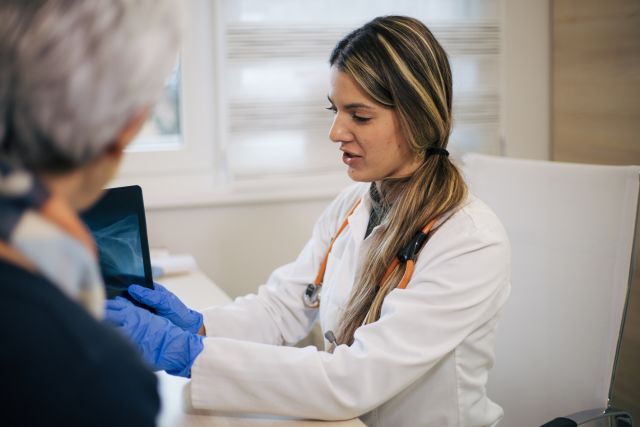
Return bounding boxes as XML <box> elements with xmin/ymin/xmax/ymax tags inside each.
<box><xmin>146</xmin><ymin>198</ymin><xmax>330</xmax><ymax>298</ymax></box>
<box><xmin>501</xmin><ymin>0</ymin><xmax>551</xmax><ymax>160</ymax></box>
<box><xmin>145</xmin><ymin>0</ymin><xmax>551</xmax><ymax>299</ymax></box>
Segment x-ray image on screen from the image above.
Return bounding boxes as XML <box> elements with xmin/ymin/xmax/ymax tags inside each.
<box><xmin>89</xmin><ymin>214</ymin><xmax>146</xmax><ymax>299</ymax></box>
<box><xmin>80</xmin><ymin>186</ymin><xmax>154</xmax><ymax>304</ymax></box>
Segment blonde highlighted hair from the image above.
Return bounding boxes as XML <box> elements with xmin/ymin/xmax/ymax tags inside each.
<box><xmin>329</xmin><ymin>16</ymin><xmax>467</xmax><ymax>346</ymax></box>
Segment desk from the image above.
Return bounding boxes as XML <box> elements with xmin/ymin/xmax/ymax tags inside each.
<box><xmin>156</xmin><ymin>272</ymin><xmax>365</xmax><ymax>427</ymax></box>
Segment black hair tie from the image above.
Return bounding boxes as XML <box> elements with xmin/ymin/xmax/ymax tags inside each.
<box><xmin>426</xmin><ymin>147</ymin><xmax>449</xmax><ymax>157</ymax></box>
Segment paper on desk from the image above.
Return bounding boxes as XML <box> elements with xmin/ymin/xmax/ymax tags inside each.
<box><xmin>151</xmin><ymin>253</ymin><xmax>197</xmax><ymax>278</ymax></box>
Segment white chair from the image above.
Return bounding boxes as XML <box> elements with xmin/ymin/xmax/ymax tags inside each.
<box><xmin>462</xmin><ymin>153</ymin><xmax>639</xmax><ymax>427</ymax></box>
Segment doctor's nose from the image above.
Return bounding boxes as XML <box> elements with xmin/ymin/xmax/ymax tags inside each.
<box><xmin>329</xmin><ymin>114</ymin><xmax>352</xmax><ymax>144</ymax></box>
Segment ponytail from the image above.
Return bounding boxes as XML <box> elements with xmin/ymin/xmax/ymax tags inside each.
<box><xmin>334</xmin><ymin>155</ymin><xmax>466</xmax><ymax>346</ymax></box>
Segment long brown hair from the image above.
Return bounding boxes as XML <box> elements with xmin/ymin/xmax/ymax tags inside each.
<box><xmin>329</xmin><ymin>16</ymin><xmax>467</xmax><ymax>346</ymax></box>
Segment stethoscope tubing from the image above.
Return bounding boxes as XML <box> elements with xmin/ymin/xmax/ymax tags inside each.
<box><xmin>303</xmin><ymin>199</ymin><xmax>437</xmax><ymax>308</ymax></box>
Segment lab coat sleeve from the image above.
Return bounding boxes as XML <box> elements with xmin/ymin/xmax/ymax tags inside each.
<box><xmin>189</xmin><ymin>205</ymin><xmax>511</xmax><ymax>420</ymax></box>
<box><xmin>198</xmin><ymin>183</ymin><xmax>367</xmax><ymax>346</ymax></box>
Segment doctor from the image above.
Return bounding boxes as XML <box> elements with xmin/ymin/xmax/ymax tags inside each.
<box><xmin>106</xmin><ymin>15</ymin><xmax>510</xmax><ymax>427</ymax></box>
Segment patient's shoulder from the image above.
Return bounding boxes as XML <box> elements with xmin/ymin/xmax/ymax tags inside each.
<box><xmin>0</xmin><ymin>260</ymin><xmax>160</xmax><ymax>427</ymax></box>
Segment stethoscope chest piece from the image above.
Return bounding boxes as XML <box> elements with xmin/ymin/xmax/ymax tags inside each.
<box><xmin>303</xmin><ymin>283</ymin><xmax>321</xmax><ymax>308</ymax></box>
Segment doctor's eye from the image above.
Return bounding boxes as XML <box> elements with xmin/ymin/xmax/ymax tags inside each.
<box><xmin>352</xmin><ymin>114</ymin><xmax>371</xmax><ymax>123</ymax></box>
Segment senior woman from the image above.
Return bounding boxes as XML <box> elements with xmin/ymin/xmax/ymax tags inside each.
<box><xmin>0</xmin><ymin>1</ymin><xmax>179</xmax><ymax>426</ymax></box>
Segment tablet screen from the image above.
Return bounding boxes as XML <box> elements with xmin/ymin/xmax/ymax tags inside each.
<box><xmin>80</xmin><ymin>185</ymin><xmax>154</xmax><ymax>301</ymax></box>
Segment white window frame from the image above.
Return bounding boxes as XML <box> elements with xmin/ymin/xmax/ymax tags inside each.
<box><xmin>113</xmin><ymin>1</ymin><xmax>218</xmax><ymax>188</ymax></box>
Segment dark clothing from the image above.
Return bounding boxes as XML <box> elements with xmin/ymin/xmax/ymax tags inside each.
<box><xmin>365</xmin><ymin>183</ymin><xmax>389</xmax><ymax>238</ymax></box>
<box><xmin>0</xmin><ymin>259</ymin><xmax>160</xmax><ymax>427</ymax></box>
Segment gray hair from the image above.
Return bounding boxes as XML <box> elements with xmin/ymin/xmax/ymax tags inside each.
<box><xmin>0</xmin><ymin>0</ymin><xmax>180</xmax><ymax>173</ymax></box>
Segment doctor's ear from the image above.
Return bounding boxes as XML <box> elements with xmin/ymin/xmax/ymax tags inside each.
<box><xmin>108</xmin><ymin>107</ymin><xmax>152</xmax><ymax>156</ymax></box>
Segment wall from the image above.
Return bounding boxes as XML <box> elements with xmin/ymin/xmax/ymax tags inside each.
<box><xmin>552</xmin><ymin>0</ymin><xmax>640</xmax><ymax>165</ymax></box>
<box><xmin>501</xmin><ymin>0</ymin><xmax>551</xmax><ymax>160</ymax></box>
<box><xmin>146</xmin><ymin>198</ymin><xmax>329</xmax><ymax>298</ymax></box>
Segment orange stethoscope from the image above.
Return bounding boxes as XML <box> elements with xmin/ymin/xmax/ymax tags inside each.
<box><xmin>303</xmin><ymin>199</ymin><xmax>438</xmax><ymax>308</ymax></box>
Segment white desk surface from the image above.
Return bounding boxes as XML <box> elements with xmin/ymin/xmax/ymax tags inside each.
<box><xmin>156</xmin><ymin>272</ymin><xmax>365</xmax><ymax>427</ymax></box>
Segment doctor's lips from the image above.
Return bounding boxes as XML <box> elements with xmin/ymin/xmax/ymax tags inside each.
<box><xmin>341</xmin><ymin>148</ymin><xmax>362</xmax><ymax>165</ymax></box>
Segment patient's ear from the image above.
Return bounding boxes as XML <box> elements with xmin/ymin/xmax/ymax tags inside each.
<box><xmin>109</xmin><ymin>108</ymin><xmax>151</xmax><ymax>156</ymax></box>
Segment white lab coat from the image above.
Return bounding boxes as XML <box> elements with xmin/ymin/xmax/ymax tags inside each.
<box><xmin>190</xmin><ymin>183</ymin><xmax>511</xmax><ymax>427</ymax></box>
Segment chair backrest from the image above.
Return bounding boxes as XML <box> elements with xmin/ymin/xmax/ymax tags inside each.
<box><xmin>462</xmin><ymin>153</ymin><xmax>640</xmax><ymax>427</ymax></box>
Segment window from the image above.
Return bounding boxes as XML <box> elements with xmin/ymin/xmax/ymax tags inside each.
<box><xmin>116</xmin><ymin>0</ymin><xmax>216</xmax><ymax>181</ymax></box>
<box><xmin>220</xmin><ymin>0</ymin><xmax>501</xmax><ymax>180</ymax></box>
<box><xmin>116</xmin><ymin>0</ymin><xmax>502</xmax><ymax>205</ymax></box>
<box><xmin>132</xmin><ymin>62</ymin><xmax>182</xmax><ymax>150</ymax></box>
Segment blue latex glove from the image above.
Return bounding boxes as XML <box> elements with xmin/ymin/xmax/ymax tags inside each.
<box><xmin>128</xmin><ymin>283</ymin><xmax>203</xmax><ymax>334</ymax></box>
<box><xmin>105</xmin><ymin>297</ymin><xmax>204</xmax><ymax>378</ymax></box>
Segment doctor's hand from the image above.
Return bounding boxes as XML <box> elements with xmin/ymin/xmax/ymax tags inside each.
<box><xmin>128</xmin><ymin>283</ymin><xmax>204</xmax><ymax>334</ymax></box>
<box><xmin>104</xmin><ymin>297</ymin><xmax>204</xmax><ymax>378</ymax></box>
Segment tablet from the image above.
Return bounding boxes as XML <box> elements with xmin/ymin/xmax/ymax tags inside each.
<box><xmin>81</xmin><ymin>185</ymin><xmax>155</xmax><ymax>309</ymax></box>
